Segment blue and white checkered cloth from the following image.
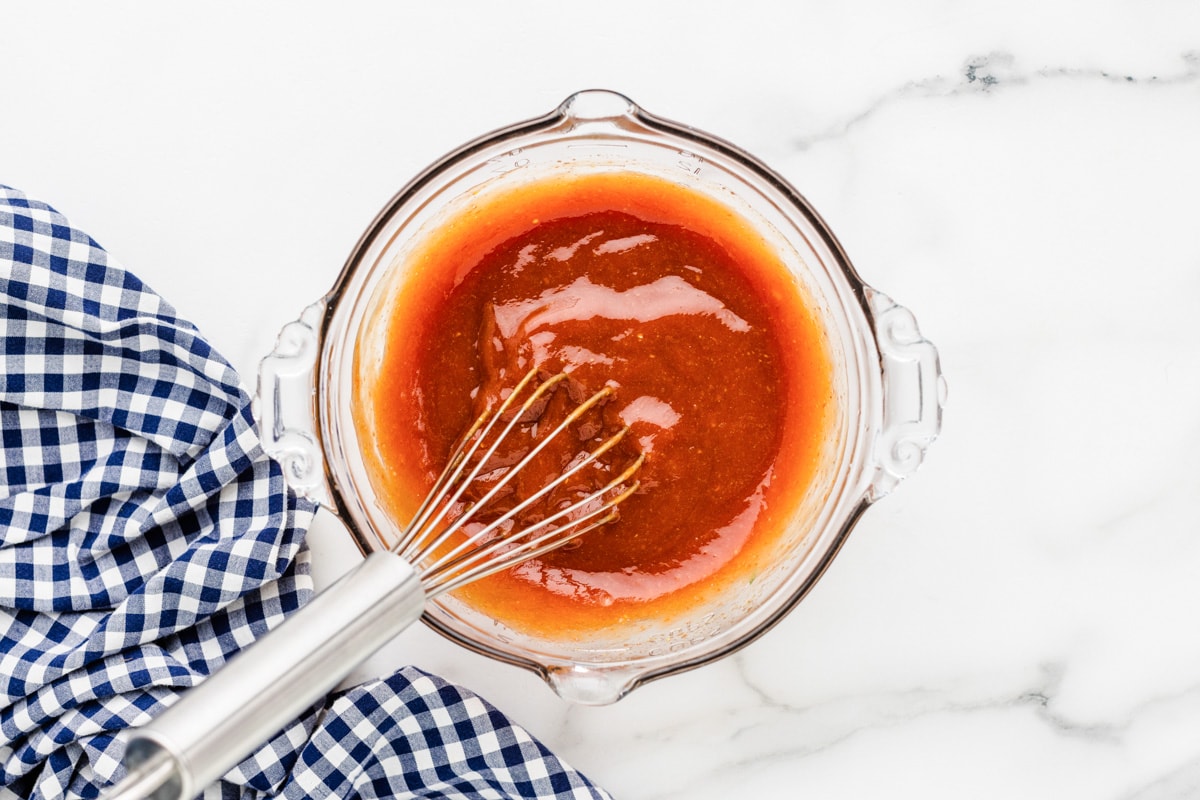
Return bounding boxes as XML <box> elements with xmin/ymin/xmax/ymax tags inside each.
<box><xmin>0</xmin><ymin>185</ymin><xmax>611</xmax><ymax>800</ymax></box>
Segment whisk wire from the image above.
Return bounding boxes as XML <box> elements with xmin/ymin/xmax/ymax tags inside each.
<box><xmin>392</xmin><ymin>368</ymin><xmax>642</xmax><ymax>597</ymax></box>
<box><xmin>421</xmin><ymin>438</ymin><xmax>643</xmax><ymax>587</ymax></box>
<box><xmin>391</xmin><ymin>401</ymin><xmax>495</xmax><ymax>553</ymax></box>
<box><xmin>392</xmin><ymin>368</ymin><xmax>561</xmax><ymax>560</ymax></box>
<box><xmin>425</xmin><ymin>455</ymin><xmax>645</xmax><ymax>596</ymax></box>
<box><xmin>388</xmin><ymin>367</ymin><xmax>643</xmax><ymax>597</ymax></box>
<box><xmin>416</xmin><ymin>386</ymin><xmax>620</xmax><ymax>577</ymax></box>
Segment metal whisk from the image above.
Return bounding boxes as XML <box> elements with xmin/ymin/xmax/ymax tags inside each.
<box><xmin>104</xmin><ymin>369</ymin><xmax>643</xmax><ymax>800</ymax></box>
<box><xmin>399</xmin><ymin>368</ymin><xmax>643</xmax><ymax>596</ymax></box>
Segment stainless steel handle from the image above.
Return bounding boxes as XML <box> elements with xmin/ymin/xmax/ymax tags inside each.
<box><xmin>105</xmin><ymin>552</ymin><xmax>424</xmax><ymax>800</ymax></box>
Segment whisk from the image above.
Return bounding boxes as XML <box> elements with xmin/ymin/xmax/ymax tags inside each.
<box><xmin>103</xmin><ymin>368</ymin><xmax>643</xmax><ymax>800</ymax></box>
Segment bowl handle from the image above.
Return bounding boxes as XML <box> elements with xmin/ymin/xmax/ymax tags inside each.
<box><xmin>253</xmin><ymin>300</ymin><xmax>331</xmax><ymax>506</ymax></box>
<box><xmin>866</xmin><ymin>288</ymin><xmax>945</xmax><ymax>501</ymax></box>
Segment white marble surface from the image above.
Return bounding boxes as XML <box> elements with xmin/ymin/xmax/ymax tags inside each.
<box><xmin>4</xmin><ymin>2</ymin><xmax>1200</xmax><ymax>797</ymax></box>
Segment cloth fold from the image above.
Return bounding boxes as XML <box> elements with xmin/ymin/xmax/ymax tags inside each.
<box><xmin>0</xmin><ymin>185</ymin><xmax>609</xmax><ymax>800</ymax></box>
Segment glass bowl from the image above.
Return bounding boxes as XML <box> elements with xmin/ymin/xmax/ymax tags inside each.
<box><xmin>256</xmin><ymin>90</ymin><xmax>944</xmax><ymax>704</ymax></box>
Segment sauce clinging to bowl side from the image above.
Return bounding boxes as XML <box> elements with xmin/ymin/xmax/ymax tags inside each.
<box><xmin>355</xmin><ymin>171</ymin><xmax>834</xmax><ymax>637</ymax></box>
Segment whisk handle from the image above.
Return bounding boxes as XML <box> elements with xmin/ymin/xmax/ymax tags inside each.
<box><xmin>104</xmin><ymin>551</ymin><xmax>425</xmax><ymax>800</ymax></box>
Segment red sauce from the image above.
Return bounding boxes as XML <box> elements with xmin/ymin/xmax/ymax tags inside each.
<box><xmin>356</xmin><ymin>172</ymin><xmax>833</xmax><ymax>637</ymax></box>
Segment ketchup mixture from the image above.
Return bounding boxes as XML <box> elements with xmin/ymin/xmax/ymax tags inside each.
<box><xmin>356</xmin><ymin>172</ymin><xmax>833</xmax><ymax>637</ymax></box>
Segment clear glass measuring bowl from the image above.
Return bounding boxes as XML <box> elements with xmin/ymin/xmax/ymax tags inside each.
<box><xmin>256</xmin><ymin>90</ymin><xmax>944</xmax><ymax>704</ymax></box>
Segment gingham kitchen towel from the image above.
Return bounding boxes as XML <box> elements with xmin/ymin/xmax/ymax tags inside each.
<box><xmin>0</xmin><ymin>185</ymin><xmax>610</xmax><ymax>800</ymax></box>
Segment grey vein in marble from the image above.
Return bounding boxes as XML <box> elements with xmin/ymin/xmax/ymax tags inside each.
<box><xmin>791</xmin><ymin>51</ymin><xmax>1200</xmax><ymax>151</ymax></box>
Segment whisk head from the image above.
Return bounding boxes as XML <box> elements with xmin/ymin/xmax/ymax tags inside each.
<box><xmin>390</xmin><ymin>368</ymin><xmax>644</xmax><ymax>597</ymax></box>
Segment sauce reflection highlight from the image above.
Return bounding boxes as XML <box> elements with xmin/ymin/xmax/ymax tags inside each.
<box><xmin>356</xmin><ymin>172</ymin><xmax>834</xmax><ymax>637</ymax></box>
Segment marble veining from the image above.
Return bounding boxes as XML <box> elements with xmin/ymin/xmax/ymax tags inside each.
<box><xmin>791</xmin><ymin>50</ymin><xmax>1200</xmax><ymax>152</ymax></box>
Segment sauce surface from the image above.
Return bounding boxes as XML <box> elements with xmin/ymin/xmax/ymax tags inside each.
<box><xmin>356</xmin><ymin>172</ymin><xmax>833</xmax><ymax>636</ymax></box>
